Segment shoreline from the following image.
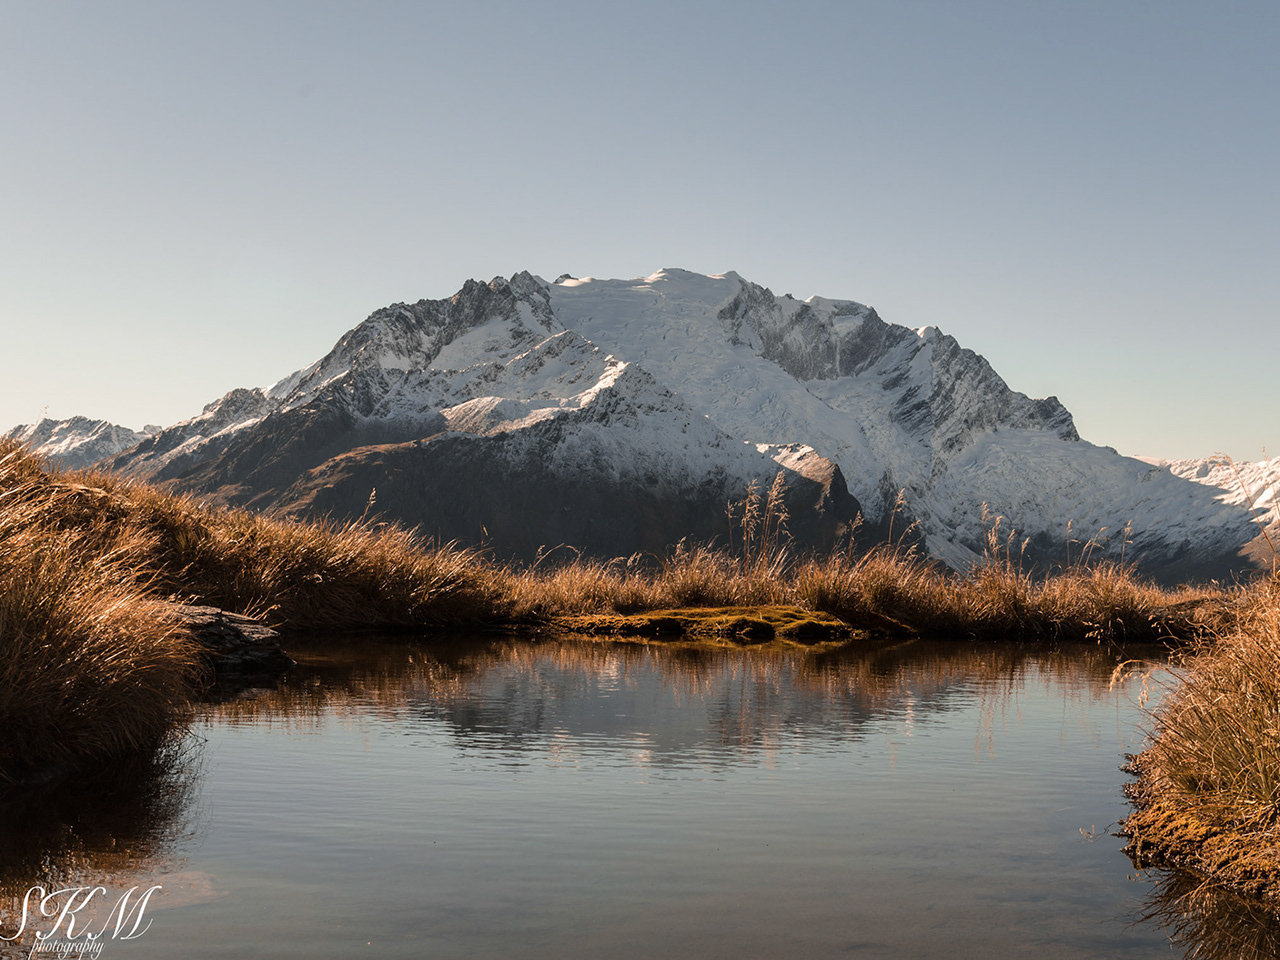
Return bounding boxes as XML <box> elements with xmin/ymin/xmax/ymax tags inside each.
<box><xmin>1119</xmin><ymin>580</ymin><xmax>1280</xmax><ymax>916</ymax></box>
<box><xmin>1123</xmin><ymin>751</ymin><xmax>1280</xmax><ymax>907</ymax></box>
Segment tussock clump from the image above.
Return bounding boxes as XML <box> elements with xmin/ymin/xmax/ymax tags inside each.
<box><xmin>1117</xmin><ymin>457</ymin><xmax>1280</xmax><ymax>905</ymax></box>
<box><xmin>0</xmin><ymin>440</ymin><xmax>505</xmax><ymax>774</ymax></box>
<box><xmin>508</xmin><ymin>539</ymin><xmax>1208</xmax><ymax>644</ymax></box>
<box><xmin>506</xmin><ymin>477</ymin><xmax>797</xmax><ymax>618</ymax></box>
<box><xmin>128</xmin><ymin>497</ymin><xmax>505</xmax><ymax>629</ymax></box>
<box><xmin>0</xmin><ymin>503</ymin><xmax>199</xmax><ymax>778</ymax></box>
<box><xmin>505</xmin><ymin>553</ymin><xmax>661</xmax><ymax>619</ymax></box>
<box><xmin>791</xmin><ymin>547</ymin><xmax>955</xmax><ymax>633</ymax></box>
<box><xmin>788</xmin><ymin>542</ymin><xmax>1205</xmax><ymax>643</ymax></box>
<box><xmin>1122</xmin><ymin>580</ymin><xmax>1280</xmax><ymax>907</ymax></box>
<box><xmin>660</xmin><ymin>540</ymin><xmax>786</xmax><ymax>608</ymax></box>
<box><xmin>504</xmin><ymin>487</ymin><xmax>1221</xmax><ymax>643</ymax></box>
<box><xmin>1142</xmin><ymin>580</ymin><xmax>1280</xmax><ymax>833</ymax></box>
<box><xmin>0</xmin><ymin>441</ymin><xmax>505</xmax><ymax>631</ymax></box>
<box><xmin>502</xmin><ymin>543</ymin><xmax>789</xmax><ymax>620</ymax></box>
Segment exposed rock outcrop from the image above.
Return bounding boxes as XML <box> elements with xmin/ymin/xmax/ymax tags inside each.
<box><xmin>175</xmin><ymin>605</ymin><xmax>293</xmax><ymax>679</ymax></box>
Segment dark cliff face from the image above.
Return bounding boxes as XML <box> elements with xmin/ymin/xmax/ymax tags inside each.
<box><xmin>140</xmin><ymin>372</ymin><xmax>865</xmax><ymax>562</ymax></box>
<box><xmin>105</xmin><ymin>387</ymin><xmax>277</xmax><ymax>480</ymax></box>
<box><xmin>268</xmin><ymin>432</ymin><xmax>863</xmax><ymax>563</ymax></box>
<box><xmin>292</xmin><ymin>272</ymin><xmax>559</xmax><ymax>407</ymax></box>
<box><xmin>144</xmin><ymin>428</ymin><xmax>866</xmax><ymax>566</ymax></box>
<box><xmin>147</xmin><ymin>403</ymin><xmax>441</xmax><ymax>512</ymax></box>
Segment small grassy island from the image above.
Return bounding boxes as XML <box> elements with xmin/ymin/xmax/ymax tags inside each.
<box><xmin>2</xmin><ymin>438</ymin><xmax>1278</xmax><ymax>910</ymax></box>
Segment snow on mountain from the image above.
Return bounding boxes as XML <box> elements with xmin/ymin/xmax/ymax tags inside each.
<box><xmin>112</xmin><ymin>277</ymin><xmax>811</xmax><ymax>493</ymax></box>
<box><xmin>1139</xmin><ymin>455</ymin><xmax>1280</xmax><ymax>519</ymax></box>
<box><xmin>426</xmin><ymin>328</ymin><xmax>799</xmax><ymax>488</ymax></box>
<box><xmin>94</xmin><ymin>274</ymin><xmax>861</xmax><ymax>558</ymax></box>
<box><xmin>102</xmin><ymin>386</ymin><xmax>279</xmax><ymax>481</ymax></box>
<box><xmin>12</xmin><ymin>268</ymin><xmax>1264</xmax><ymax>578</ymax></box>
<box><xmin>267</xmin><ymin>272</ymin><xmax>562</xmax><ymax>411</ymax></box>
<box><xmin>2</xmin><ymin>417</ymin><xmax>157</xmax><ymax>470</ymax></box>
<box><xmin>546</xmin><ymin>269</ymin><xmax>1253</xmax><ymax>576</ymax></box>
<box><xmin>549</xmin><ymin>269</ymin><xmax>1078</xmax><ymax>515</ymax></box>
<box><xmin>1136</xmin><ymin>454</ymin><xmax>1280</xmax><ymax>566</ymax></box>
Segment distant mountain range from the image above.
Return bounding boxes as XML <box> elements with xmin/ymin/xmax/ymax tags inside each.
<box><xmin>6</xmin><ymin>269</ymin><xmax>1272</xmax><ymax>581</ymax></box>
<box><xmin>4</xmin><ymin>416</ymin><xmax>160</xmax><ymax>471</ymax></box>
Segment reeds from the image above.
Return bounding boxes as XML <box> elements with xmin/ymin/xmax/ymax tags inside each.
<box><xmin>0</xmin><ymin>440</ymin><xmax>1244</xmax><ymax>778</ymax></box>
<box><xmin>1121</xmin><ymin>457</ymin><xmax>1280</xmax><ymax>902</ymax></box>
<box><xmin>0</xmin><ymin>440</ymin><xmax>504</xmax><ymax>776</ymax></box>
<box><xmin>1141</xmin><ymin>580</ymin><xmax>1280</xmax><ymax>832</ymax></box>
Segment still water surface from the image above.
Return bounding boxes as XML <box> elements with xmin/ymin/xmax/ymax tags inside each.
<box><xmin>4</xmin><ymin>637</ymin><xmax>1274</xmax><ymax>958</ymax></box>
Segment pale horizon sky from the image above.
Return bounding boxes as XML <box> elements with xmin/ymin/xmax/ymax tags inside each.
<box><xmin>2</xmin><ymin>1</ymin><xmax>1276</xmax><ymax>461</ymax></box>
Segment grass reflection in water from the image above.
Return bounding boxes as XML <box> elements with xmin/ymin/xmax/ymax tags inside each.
<box><xmin>1134</xmin><ymin>868</ymin><xmax>1280</xmax><ymax>960</ymax></box>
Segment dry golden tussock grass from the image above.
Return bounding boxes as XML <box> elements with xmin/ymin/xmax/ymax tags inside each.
<box><xmin>0</xmin><ymin>462</ymin><xmax>199</xmax><ymax>777</ymax></box>
<box><xmin>0</xmin><ymin>441</ymin><xmax>505</xmax><ymax>631</ymax></box>
<box><xmin>1120</xmin><ymin>456</ymin><xmax>1280</xmax><ymax>902</ymax></box>
<box><xmin>0</xmin><ymin>443</ymin><xmax>1244</xmax><ymax>778</ymax></box>
<box><xmin>0</xmin><ymin>440</ymin><xmax>505</xmax><ymax>775</ymax></box>
<box><xmin>508</xmin><ymin>541</ymin><xmax>1218</xmax><ymax>643</ymax></box>
<box><xmin>1141</xmin><ymin>579</ymin><xmax>1280</xmax><ymax>834</ymax></box>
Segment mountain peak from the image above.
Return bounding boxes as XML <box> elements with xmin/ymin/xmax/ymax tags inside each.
<box><xmin>11</xmin><ymin>266</ymin><xmax>1262</xmax><ymax>581</ymax></box>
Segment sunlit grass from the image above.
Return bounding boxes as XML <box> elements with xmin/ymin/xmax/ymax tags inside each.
<box><xmin>1141</xmin><ymin>579</ymin><xmax>1280</xmax><ymax>832</ymax></box>
<box><xmin>1122</xmin><ymin>455</ymin><xmax>1280</xmax><ymax>902</ymax></box>
<box><xmin>0</xmin><ymin>440</ymin><xmax>504</xmax><ymax>776</ymax></box>
<box><xmin>0</xmin><ymin>441</ymin><xmax>1249</xmax><ymax>778</ymax></box>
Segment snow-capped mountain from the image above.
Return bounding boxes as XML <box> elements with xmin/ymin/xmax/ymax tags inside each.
<box><xmin>2</xmin><ymin>416</ymin><xmax>159</xmax><ymax>471</ymax></box>
<box><xmin>1140</xmin><ymin>455</ymin><xmax>1279</xmax><ymax>518</ymax></box>
<box><xmin>541</xmin><ymin>270</ymin><xmax>1257</xmax><ymax>578</ymax></box>
<box><xmin>93</xmin><ymin>272</ymin><xmax>863</xmax><ymax>558</ymax></box>
<box><xmin>1138</xmin><ymin>454</ymin><xmax>1280</xmax><ymax>569</ymax></box>
<box><xmin>10</xmin><ymin>268</ymin><xmax>1264</xmax><ymax>579</ymax></box>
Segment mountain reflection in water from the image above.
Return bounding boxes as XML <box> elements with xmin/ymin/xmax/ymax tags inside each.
<box><xmin>4</xmin><ymin>636</ymin><xmax>1276</xmax><ymax>959</ymax></box>
<box><xmin>209</xmin><ymin>637</ymin><xmax>1138</xmax><ymax>762</ymax></box>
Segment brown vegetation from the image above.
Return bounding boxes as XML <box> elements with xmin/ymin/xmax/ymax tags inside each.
<box><xmin>511</xmin><ymin>540</ymin><xmax>1229</xmax><ymax>643</ymax></box>
<box><xmin>0</xmin><ymin>446</ymin><xmax>504</xmax><ymax>630</ymax></box>
<box><xmin>0</xmin><ymin>439</ymin><xmax>503</xmax><ymax>779</ymax></box>
<box><xmin>1124</xmin><ymin>581</ymin><xmax>1280</xmax><ymax>903</ymax></box>
<box><xmin>0</xmin><ymin>441</ymin><xmax>1249</xmax><ymax>780</ymax></box>
<box><xmin>1121</xmin><ymin>454</ymin><xmax>1280</xmax><ymax>909</ymax></box>
<box><xmin>0</xmin><ymin>452</ymin><xmax>198</xmax><ymax>778</ymax></box>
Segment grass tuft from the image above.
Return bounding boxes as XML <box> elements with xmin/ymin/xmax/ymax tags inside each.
<box><xmin>0</xmin><ymin>440</ymin><xmax>504</xmax><ymax>775</ymax></box>
<box><xmin>1141</xmin><ymin>579</ymin><xmax>1280</xmax><ymax>833</ymax></box>
<box><xmin>1122</xmin><ymin>458</ymin><xmax>1280</xmax><ymax>903</ymax></box>
<box><xmin>0</xmin><ymin>440</ymin><xmax>1249</xmax><ymax>779</ymax></box>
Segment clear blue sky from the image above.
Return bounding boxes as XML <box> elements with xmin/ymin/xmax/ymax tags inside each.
<box><xmin>2</xmin><ymin>0</ymin><xmax>1275</xmax><ymax>460</ymax></box>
